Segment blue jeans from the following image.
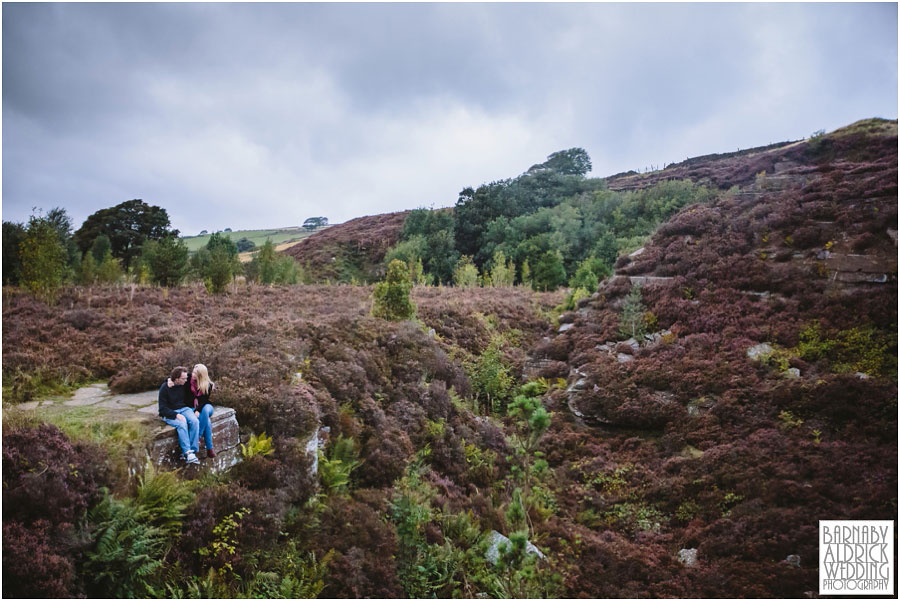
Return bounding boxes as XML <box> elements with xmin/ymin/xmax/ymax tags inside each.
<box><xmin>198</xmin><ymin>404</ymin><xmax>215</xmax><ymax>450</ymax></box>
<box><xmin>163</xmin><ymin>407</ymin><xmax>199</xmax><ymax>457</ymax></box>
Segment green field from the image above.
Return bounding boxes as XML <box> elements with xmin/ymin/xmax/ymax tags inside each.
<box><xmin>180</xmin><ymin>227</ymin><xmax>321</xmax><ymax>252</ymax></box>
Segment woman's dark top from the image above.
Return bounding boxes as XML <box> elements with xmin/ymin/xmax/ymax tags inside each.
<box><xmin>190</xmin><ymin>378</ymin><xmax>215</xmax><ymax>410</ymax></box>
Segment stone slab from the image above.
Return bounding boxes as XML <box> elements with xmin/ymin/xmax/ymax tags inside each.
<box><xmin>113</xmin><ymin>392</ymin><xmax>159</xmax><ymax>406</ymax></box>
<box><xmin>149</xmin><ymin>406</ymin><xmax>241</xmax><ymax>470</ymax></box>
<box><xmin>63</xmin><ymin>396</ymin><xmax>107</xmax><ymax>407</ymax></box>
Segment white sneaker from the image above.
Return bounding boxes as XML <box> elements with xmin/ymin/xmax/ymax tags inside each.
<box><xmin>185</xmin><ymin>451</ymin><xmax>200</xmax><ymax>464</ymax></box>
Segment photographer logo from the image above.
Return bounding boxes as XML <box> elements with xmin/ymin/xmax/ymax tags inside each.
<box><xmin>820</xmin><ymin>520</ymin><xmax>894</xmax><ymax>595</ymax></box>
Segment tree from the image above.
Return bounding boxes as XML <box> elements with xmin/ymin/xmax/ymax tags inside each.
<box><xmin>372</xmin><ymin>260</ymin><xmax>416</xmax><ymax>321</ymax></box>
<box><xmin>397</xmin><ymin>208</ymin><xmax>458</xmax><ymax>284</ymax></box>
<box><xmin>489</xmin><ymin>250</ymin><xmax>515</xmax><ymax>287</ymax></box>
<box><xmin>205</xmin><ymin>232</ymin><xmax>238</xmax><ymax>259</ymax></box>
<box><xmin>619</xmin><ymin>283</ymin><xmax>647</xmax><ymax>339</ymax></box>
<box><xmin>303</xmin><ymin>217</ymin><xmax>327</xmax><ymax>231</ymax></box>
<box><xmin>520</xmin><ymin>259</ymin><xmax>531</xmax><ymax>287</ymax></box>
<box><xmin>452</xmin><ymin>255</ymin><xmax>480</xmax><ymax>288</ymax></box>
<box><xmin>236</xmin><ymin>237</ymin><xmax>256</xmax><ymax>252</ymax></box>
<box><xmin>90</xmin><ymin>235</ymin><xmax>113</xmax><ymax>264</ymax></box>
<box><xmin>273</xmin><ymin>256</ymin><xmax>301</xmax><ymax>284</ymax></box>
<box><xmin>20</xmin><ymin>215</ymin><xmax>67</xmax><ymax>300</ymax></box>
<box><xmin>141</xmin><ymin>235</ymin><xmax>188</xmax><ymax>287</ymax></box>
<box><xmin>531</xmin><ymin>250</ymin><xmax>566</xmax><ymax>291</ymax></box>
<box><xmin>538</xmin><ymin>148</ymin><xmax>592</xmax><ymax>176</ymax></box>
<box><xmin>204</xmin><ymin>248</ymin><xmax>233</xmax><ymax>294</ymax></box>
<box><xmin>200</xmin><ymin>233</ymin><xmax>241</xmax><ymax>291</ymax></box>
<box><xmin>3</xmin><ymin>221</ymin><xmax>27</xmax><ymax>285</ymax></box>
<box><xmin>569</xmin><ymin>256</ymin><xmax>611</xmax><ymax>292</ymax></box>
<box><xmin>74</xmin><ymin>199</ymin><xmax>175</xmax><ymax>268</ymax></box>
<box><xmin>79</xmin><ymin>252</ymin><xmax>97</xmax><ymax>285</ymax></box>
<box><xmin>96</xmin><ymin>249</ymin><xmax>123</xmax><ymax>284</ymax></box>
<box><xmin>256</xmin><ymin>239</ymin><xmax>277</xmax><ymax>284</ymax></box>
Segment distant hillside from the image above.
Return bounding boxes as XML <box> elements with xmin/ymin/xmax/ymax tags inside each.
<box><xmin>284</xmin><ymin>118</ymin><xmax>897</xmax><ymax>286</ymax></box>
<box><xmin>181</xmin><ymin>225</ymin><xmax>328</xmax><ymax>252</ymax></box>
<box><xmin>607</xmin><ymin>118</ymin><xmax>897</xmax><ymax>191</ymax></box>
<box><xmin>283</xmin><ymin>211</ymin><xmax>410</xmax><ymax>282</ymax></box>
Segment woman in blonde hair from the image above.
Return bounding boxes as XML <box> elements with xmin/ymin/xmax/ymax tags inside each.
<box><xmin>190</xmin><ymin>364</ymin><xmax>217</xmax><ymax>458</ymax></box>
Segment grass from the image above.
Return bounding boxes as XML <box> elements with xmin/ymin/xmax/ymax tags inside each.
<box><xmin>829</xmin><ymin>117</ymin><xmax>898</xmax><ymax>138</ymax></box>
<box><xmin>5</xmin><ymin>401</ymin><xmax>157</xmax><ymax>492</ymax></box>
<box><xmin>2</xmin><ymin>367</ymin><xmax>90</xmax><ymax>404</ymax></box>
<box><xmin>181</xmin><ymin>226</ymin><xmax>328</xmax><ymax>252</ymax></box>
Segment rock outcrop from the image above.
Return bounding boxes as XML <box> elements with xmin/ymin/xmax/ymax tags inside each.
<box><xmin>149</xmin><ymin>406</ymin><xmax>242</xmax><ymax>471</ymax></box>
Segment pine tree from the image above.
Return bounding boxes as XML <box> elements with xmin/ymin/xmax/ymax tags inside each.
<box><xmin>619</xmin><ymin>283</ymin><xmax>647</xmax><ymax>339</ymax></box>
<box><xmin>20</xmin><ymin>216</ymin><xmax>66</xmax><ymax>301</ymax></box>
<box><xmin>372</xmin><ymin>259</ymin><xmax>416</xmax><ymax>321</ymax></box>
<box><xmin>257</xmin><ymin>239</ymin><xmax>277</xmax><ymax>284</ymax></box>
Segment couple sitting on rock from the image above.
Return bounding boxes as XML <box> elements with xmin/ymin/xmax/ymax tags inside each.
<box><xmin>158</xmin><ymin>364</ymin><xmax>216</xmax><ymax>465</ymax></box>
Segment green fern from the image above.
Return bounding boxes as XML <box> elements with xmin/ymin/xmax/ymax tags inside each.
<box><xmin>84</xmin><ymin>490</ymin><xmax>168</xmax><ymax>597</ymax></box>
<box><xmin>241</xmin><ymin>431</ymin><xmax>275</xmax><ymax>457</ymax></box>
<box><xmin>318</xmin><ymin>435</ymin><xmax>360</xmax><ymax>494</ymax></box>
<box><xmin>134</xmin><ymin>466</ymin><xmax>195</xmax><ymax>538</ymax></box>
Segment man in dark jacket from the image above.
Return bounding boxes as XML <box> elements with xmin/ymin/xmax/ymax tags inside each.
<box><xmin>159</xmin><ymin>366</ymin><xmax>200</xmax><ymax>464</ymax></box>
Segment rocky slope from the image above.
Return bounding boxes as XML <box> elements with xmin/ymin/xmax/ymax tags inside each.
<box><xmin>527</xmin><ymin>117</ymin><xmax>897</xmax><ymax>596</ymax></box>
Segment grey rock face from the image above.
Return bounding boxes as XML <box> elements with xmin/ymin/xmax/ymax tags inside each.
<box><xmin>747</xmin><ymin>343</ymin><xmax>774</xmax><ymax>361</ymax></box>
<box><xmin>485</xmin><ymin>530</ymin><xmax>546</xmax><ymax>565</ymax></box>
<box><xmin>149</xmin><ymin>406</ymin><xmax>242</xmax><ymax>473</ymax></box>
<box><xmin>678</xmin><ymin>548</ymin><xmax>698</xmax><ymax>567</ymax></box>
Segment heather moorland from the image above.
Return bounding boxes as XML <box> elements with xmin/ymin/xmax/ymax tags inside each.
<box><xmin>2</xmin><ymin>119</ymin><xmax>897</xmax><ymax>598</ymax></box>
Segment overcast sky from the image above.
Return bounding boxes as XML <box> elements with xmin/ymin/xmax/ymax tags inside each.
<box><xmin>3</xmin><ymin>3</ymin><xmax>897</xmax><ymax>236</ymax></box>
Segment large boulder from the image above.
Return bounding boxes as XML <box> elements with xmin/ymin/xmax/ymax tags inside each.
<box><xmin>149</xmin><ymin>406</ymin><xmax>242</xmax><ymax>472</ymax></box>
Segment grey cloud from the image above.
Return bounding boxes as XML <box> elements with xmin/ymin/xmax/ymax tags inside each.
<box><xmin>2</xmin><ymin>3</ymin><xmax>896</xmax><ymax>234</ymax></box>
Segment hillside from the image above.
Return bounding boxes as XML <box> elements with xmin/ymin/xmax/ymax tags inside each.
<box><xmin>523</xmin><ymin>117</ymin><xmax>897</xmax><ymax>595</ymax></box>
<box><xmin>2</xmin><ymin>118</ymin><xmax>896</xmax><ymax>598</ymax></box>
<box><xmin>286</xmin><ymin>119</ymin><xmax>897</xmax><ymax>287</ymax></box>
<box><xmin>283</xmin><ymin>211</ymin><xmax>410</xmax><ymax>282</ymax></box>
<box><xmin>181</xmin><ymin>226</ymin><xmax>324</xmax><ymax>252</ymax></box>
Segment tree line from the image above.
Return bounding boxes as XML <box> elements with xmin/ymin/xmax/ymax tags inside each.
<box><xmin>384</xmin><ymin>147</ymin><xmax>715</xmax><ymax>298</ymax></box>
<box><xmin>3</xmin><ymin>199</ymin><xmax>301</xmax><ymax>301</ymax></box>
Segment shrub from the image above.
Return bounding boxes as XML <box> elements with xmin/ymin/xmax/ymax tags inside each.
<box><xmin>3</xmin><ymin>520</ymin><xmax>77</xmax><ymax>598</ymax></box>
<box><xmin>357</xmin><ymin>427</ymin><xmax>414</xmax><ymax>488</ymax></box>
<box><xmin>469</xmin><ymin>339</ymin><xmax>515</xmax><ymax>414</ymax></box>
<box><xmin>453</xmin><ymin>255</ymin><xmax>481</xmax><ymax>288</ymax></box>
<box><xmin>2</xmin><ymin>423</ymin><xmax>107</xmax><ymax>529</ymax></box>
<box><xmin>532</xmin><ymin>250</ymin><xmax>567</xmax><ymax>291</ymax></box>
<box><xmin>373</xmin><ymin>259</ymin><xmax>416</xmax><ymax>321</ymax></box>
<box><xmin>618</xmin><ymin>283</ymin><xmax>647</xmax><ymax>339</ymax></box>
<box><xmin>204</xmin><ymin>247</ymin><xmax>234</xmax><ymax>294</ymax></box>
<box><xmin>20</xmin><ymin>215</ymin><xmax>67</xmax><ymax>301</ymax></box>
